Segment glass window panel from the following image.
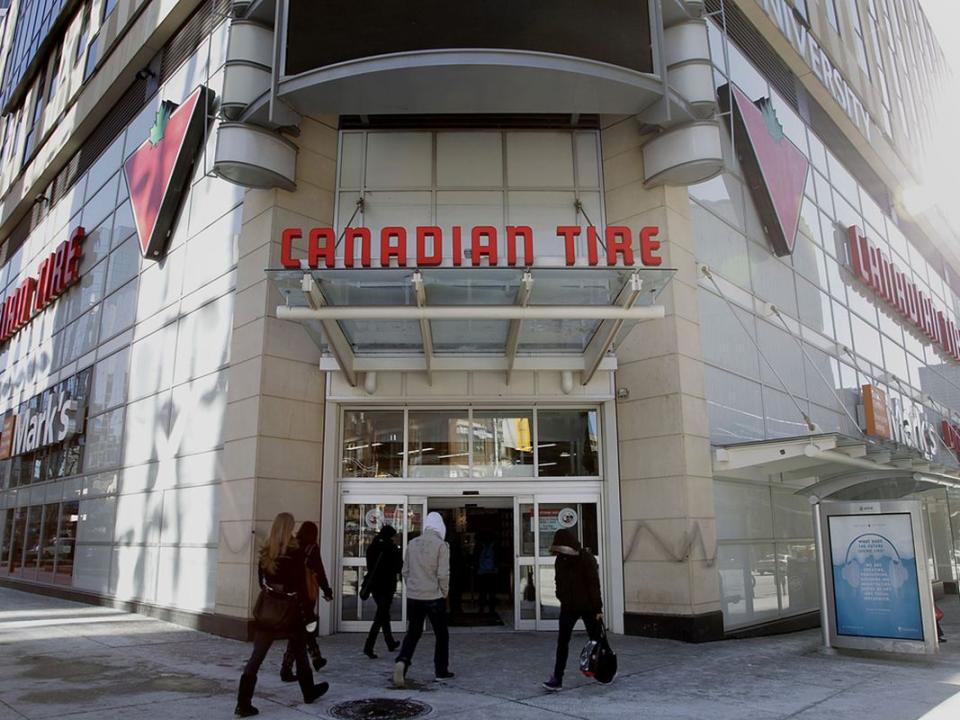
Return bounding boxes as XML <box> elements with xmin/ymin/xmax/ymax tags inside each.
<box><xmin>436</xmin><ymin>132</ymin><xmax>502</xmax><ymax>187</ymax></box>
<box><xmin>748</xmin><ymin>243</ymin><xmax>797</xmax><ymax>318</ymax></box>
<box><xmin>471</xmin><ymin>410</ymin><xmax>533</xmax><ymax>478</ymax></box>
<box><xmin>519</xmin><ymin>562</ymin><xmax>536</xmax><ymax>619</ymax></box>
<box><xmin>827</xmin><ymin>152</ymin><xmax>859</xmax><ymax>206</ymax></box>
<box><xmin>338</xmin><ymin>132</ymin><xmax>364</xmax><ymax>188</ymax></box>
<box><xmin>105</xmin><ymin>234</ymin><xmax>141</xmax><ymax>295</ymax></box>
<box><xmin>342</xmin><ymin>502</ymin><xmax>406</xmax><ymax>559</ymax></box>
<box><xmin>771</xmin><ymin>488</ymin><xmax>813</xmax><ymax>539</ymax></box>
<box><xmin>21</xmin><ymin>505</ymin><xmax>42</xmax><ymax>578</ymax></box>
<box><xmin>689</xmin><ymin>174</ymin><xmax>746</xmax><ymax>231</ymax></box>
<box><xmin>769</xmin><ymin>90</ymin><xmax>807</xmax><ymax>151</ymax></box>
<box><xmin>699</xmin><ymin>290</ymin><xmax>760</xmax><ymax>379</ymax></box>
<box><xmin>537</xmin><ymin>503</ymin><xmax>598</xmax><ymax>557</ymax></box>
<box><xmin>519</xmin><ymin>503</ymin><xmax>535</xmax><ymax>557</ymax></box>
<box><xmin>796</xmin><ymin>278</ymin><xmax>834</xmax><ymax>338</ymax></box>
<box><xmin>0</xmin><ymin>508</ymin><xmax>12</xmax><ymax>574</ymax></box>
<box><xmin>364</xmin><ymin>132</ymin><xmax>432</xmax><ymax>188</ymax></box>
<box><xmin>813</xmin><ymin>172</ymin><xmax>833</xmax><ymax>218</ymax></box>
<box><xmin>538</xmin><ymin>564</ymin><xmax>561</xmax><ymax>620</ymax></box>
<box><xmin>882</xmin><ymin>333</ymin><xmax>909</xmax><ymax>383</ymax></box>
<box><xmin>715</xmin><ymin>481</ymin><xmax>773</xmax><ymax>540</ymax></box>
<box><xmin>574</xmin><ymin>132</ymin><xmax>600</xmax><ymax>189</ymax></box>
<box><xmin>762</xmin><ymin>386</ymin><xmax>810</xmax><ymax>438</ymax></box>
<box><xmin>718</xmin><ymin>543</ymin><xmax>780</xmax><ymax>628</ymax></box>
<box><xmin>704</xmin><ymin>366</ymin><xmax>765</xmax><ymax>443</ymax></box>
<box><xmin>506</xmin><ymin>132</ymin><xmax>574</xmax><ymax>188</ymax></box>
<box><xmin>536</xmin><ymin>410</ymin><xmax>599</xmax><ymax>477</ymax></box>
<box><xmin>361</xmin><ymin>191</ymin><xmax>432</xmax><ymax>266</ymax></box>
<box><xmin>37</xmin><ymin>503</ymin><xmax>60</xmax><ymax>583</ymax></box>
<box><xmin>8</xmin><ymin>507</ymin><xmax>26</xmax><ymax>574</ymax></box>
<box><xmin>777</xmin><ymin>541</ymin><xmax>819</xmax><ymax>615</ymax></box>
<box><xmin>408</xmin><ymin>411</ymin><xmax>469</xmax><ymax>478</ymax></box>
<box><xmin>341</xmin><ymin>411</ymin><xmax>403</xmax><ymax>478</ymax></box>
<box><xmin>506</xmin><ymin>191</ymin><xmax>577</xmax><ymax>265</ymax></box>
<box><xmin>726</xmin><ymin>43</ymin><xmax>767</xmax><ymax>101</ymax></box>
<box><xmin>55</xmin><ymin>501</ymin><xmax>78</xmax><ymax>584</ymax></box>
<box><xmin>852</xmin><ymin>314</ymin><xmax>884</xmax><ymax>367</ymax></box>
<box><xmin>757</xmin><ymin>320</ymin><xmax>807</xmax><ymax>397</ymax></box>
<box><xmin>691</xmin><ymin>204</ymin><xmax>751</xmax><ymax>290</ymax></box>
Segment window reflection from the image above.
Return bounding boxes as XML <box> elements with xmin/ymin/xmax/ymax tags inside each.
<box><xmin>537</xmin><ymin>410</ymin><xmax>599</xmax><ymax>476</ymax></box>
<box><xmin>54</xmin><ymin>501</ymin><xmax>78</xmax><ymax>584</ymax></box>
<box><xmin>341</xmin><ymin>411</ymin><xmax>403</xmax><ymax>478</ymax></box>
<box><xmin>472</xmin><ymin>410</ymin><xmax>533</xmax><ymax>478</ymax></box>
<box><xmin>407</xmin><ymin>411</ymin><xmax>469</xmax><ymax>478</ymax></box>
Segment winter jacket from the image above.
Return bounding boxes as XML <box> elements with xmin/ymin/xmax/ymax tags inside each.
<box><xmin>258</xmin><ymin>541</ymin><xmax>309</xmax><ymax>608</ymax></box>
<box><xmin>303</xmin><ymin>543</ymin><xmax>333</xmax><ymax>599</ymax></box>
<box><xmin>402</xmin><ymin>513</ymin><xmax>450</xmax><ymax>601</ymax></box>
<box><xmin>551</xmin><ymin>529</ymin><xmax>603</xmax><ymax>614</ymax></box>
<box><xmin>366</xmin><ymin>528</ymin><xmax>403</xmax><ymax>597</ymax></box>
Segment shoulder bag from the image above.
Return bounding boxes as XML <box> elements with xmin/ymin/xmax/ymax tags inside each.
<box><xmin>253</xmin><ymin>583</ymin><xmax>301</xmax><ymax>635</ymax></box>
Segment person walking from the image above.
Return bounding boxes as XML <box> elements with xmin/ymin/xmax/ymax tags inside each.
<box><xmin>542</xmin><ymin>528</ymin><xmax>603</xmax><ymax>692</ymax></box>
<box><xmin>363</xmin><ymin>524</ymin><xmax>403</xmax><ymax>658</ymax></box>
<box><xmin>280</xmin><ymin>521</ymin><xmax>333</xmax><ymax>681</ymax></box>
<box><xmin>393</xmin><ymin>512</ymin><xmax>453</xmax><ymax>688</ymax></box>
<box><xmin>473</xmin><ymin>530</ymin><xmax>499</xmax><ymax>616</ymax></box>
<box><xmin>235</xmin><ymin>513</ymin><xmax>328</xmax><ymax>717</ymax></box>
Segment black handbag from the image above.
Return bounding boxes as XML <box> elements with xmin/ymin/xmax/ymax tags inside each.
<box><xmin>579</xmin><ymin>624</ymin><xmax>618</xmax><ymax>684</ymax></box>
<box><xmin>253</xmin><ymin>585</ymin><xmax>300</xmax><ymax>634</ymax></box>
<box><xmin>359</xmin><ymin>551</ymin><xmax>384</xmax><ymax>601</ymax></box>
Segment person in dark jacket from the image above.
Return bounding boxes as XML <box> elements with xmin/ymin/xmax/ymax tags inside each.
<box><xmin>235</xmin><ymin>513</ymin><xmax>328</xmax><ymax>717</ymax></box>
<box><xmin>363</xmin><ymin>525</ymin><xmax>403</xmax><ymax>658</ymax></box>
<box><xmin>280</xmin><ymin>521</ymin><xmax>333</xmax><ymax>681</ymax></box>
<box><xmin>542</xmin><ymin>528</ymin><xmax>603</xmax><ymax>691</ymax></box>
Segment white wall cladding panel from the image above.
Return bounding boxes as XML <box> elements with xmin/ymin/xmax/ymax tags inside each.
<box><xmin>128</xmin><ymin>323</ymin><xmax>178</xmax><ymax>402</ymax></box>
<box><xmin>73</xmin><ymin>545</ymin><xmax>113</xmax><ymax>594</ymax></box>
<box><xmin>182</xmin><ymin>209</ymin><xmax>242</xmax><ymax>296</ymax></box>
<box><xmin>115</xmin><ymin>492</ymin><xmax>163</xmax><ymax>547</ymax></box>
<box><xmin>170</xmin><ymin>371</ymin><xmax>229</xmax><ymax>457</ymax></box>
<box><xmin>77</xmin><ymin>496</ymin><xmax>118</xmax><ymax>544</ymax></box>
<box><xmin>110</xmin><ymin>545</ymin><xmax>159</xmax><ymax>601</ymax></box>
<box><xmin>135</xmin><ymin>247</ymin><xmax>186</xmax><ymax>323</ymax></box>
<box><xmin>123</xmin><ymin>391</ymin><xmax>173</xmax><ymax>468</ymax></box>
<box><xmin>161</xmin><ymin>484</ymin><xmax>219</xmax><ymax>546</ymax></box>
<box><xmin>155</xmin><ymin>546</ymin><xmax>217</xmax><ymax>611</ymax></box>
<box><xmin>174</xmin><ymin>296</ymin><xmax>235</xmax><ymax>386</ymax></box>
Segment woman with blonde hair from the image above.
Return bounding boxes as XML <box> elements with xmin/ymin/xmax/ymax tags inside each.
<box><xmin>235</xmin><ymin>513</ymin><xmax>329</xmax><ymax>717</ymax></box>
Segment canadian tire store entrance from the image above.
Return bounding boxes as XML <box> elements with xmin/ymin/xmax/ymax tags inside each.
<box><xmin>327</xmin><ymin>406</ymin><xmax>618</xmax><ymax>633</ymax></box>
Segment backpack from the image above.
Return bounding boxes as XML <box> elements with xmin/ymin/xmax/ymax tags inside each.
<box><xmin>579</xmin><ymin>624</ymin><xmax>618</xmax><ymax>684</ymax></box>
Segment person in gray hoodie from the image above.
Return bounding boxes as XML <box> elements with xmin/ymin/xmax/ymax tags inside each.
<box><xmin>393</xmin><ymin>511</ymin><xmax>453</xmax><ymax>688</ymax></box>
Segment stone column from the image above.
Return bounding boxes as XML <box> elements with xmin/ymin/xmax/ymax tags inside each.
<box><xmin>214</xmin><ymin>117</ymin><xmax>338</xmax><ymax>635</ymax></box>
<box><xmin>602</xmin><ymin>116</ymin><xmax>723</xmax><ymax>641</ymax></box>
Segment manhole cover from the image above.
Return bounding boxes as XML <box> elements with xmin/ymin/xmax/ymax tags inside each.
<box><xmin>329</xmin><ymin>698</ymin><xmax>432</xmax><ymax>720</ymax></box>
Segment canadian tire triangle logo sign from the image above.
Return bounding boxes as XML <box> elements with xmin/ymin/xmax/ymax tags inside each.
<box><xmin>123</xmin><ymin>85</ymin><xmax>214</xmax><ymax>258</ymax></box>
<box><xmin>718</xmin><ymin>83</ymin><xmax>809</xmax><ymax>257</ymax></box>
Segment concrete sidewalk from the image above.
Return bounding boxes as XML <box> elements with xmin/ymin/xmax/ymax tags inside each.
<box><xmin>1</xmin><ymin>588</ymin><xmax>960</xmax><ymax>719</ymax></box>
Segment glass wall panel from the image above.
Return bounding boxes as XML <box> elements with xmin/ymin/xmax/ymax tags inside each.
<box><xmin>364</xmin><ymin>132</ymin><xmax>432</xmax><ymax>188</ymax></box>
<box><xmin>342</xmin><ymin>502</ymin><xmax>405</xmax><ymax>559</ymax></box>
<box><xmin>471</xmin><ymin>411</ymin><xmax>533</xmax><ymax>478</ymax></box>
<box><xmin>519</xmin><ymin>563</ymin><xmax>536</xmax><ymax>620</ymax></box>
<box><xmin>718</xmin><ymin>543</ymin><xmax>780</xmax><ymax>628</ymax></box>
<box><xmin>704</xmin><ymin>367</ymin><xmax>765</xmax><ymax>443</ymax></box>
<box><xmin>341</xmin><ymin>411</ymin><xmax>404</xmax><ymax>478</ymax></box>
<box><xmin>536</xmin><ymin>410</ymin><xmax>599</xmax><ymax>477</ymax></box>
<box><xmin>21</xmin><ymin>505</ymin><xmax>42</xmax><ymax>579</ymax></box>
<box><xmin>408</xmin><ymin>411</ymin><xmax>470</xmax><ymax>478</ymax></box>
<box><xmin>506</xmin><ymin>132</ymin><xmax>574</xmax><ymax>188</ymax></box>
<box><xmin>9</xmin><ymin>507</ymin><xmax>26</xmax><ymax>574</ymax></box>
<box><xmin>436</xmin><ymin>132</ymin><xmax>502</xmax><ymax>187</ymax></box>
<box><xmin>699</xmin><ymin>291</ymin><xmax>760</xmax><ymax>379</ymax></box>
<box><xmin>538</xmin><ymin>565</ymin><xmax>560</xmax><ymax>620</ymax></box>
<box><xmin>715</xmin><ymin>481</ymin><xmax>773</xmax><ymax>540</ymax></box>
<box><xmin>54</xmin><ymin>501</ymin><xmax>78</xmax><ymax>584</ymax></box>
<box><xmin>0</xmin><ymin>508</ymin><xmax>13</xmax><ymax>574</ymax></box>
<box><xmin>537</xmin><ymin>503</ymin><xmax>598</xmax><ymax>557</ymax></box>
<box><xmin>771</xmin><ymin>488</ymin><xmax>814</xmax><ymax>539</ymax></box>
<box><xmin>777</xmin><ymin>542</ymin><xmax>819</xmax><ymax>614</ymax></box>
<box><xmin>37</xmin><ymin>503</ymin><xmax>60</xmax><ymax>583</ymax></box>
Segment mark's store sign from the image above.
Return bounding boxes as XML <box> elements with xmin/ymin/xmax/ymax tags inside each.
<box><xmin>0</xmin><ymin>376</ymin><xmax>87</xmax><ymax>461</ymax></box>
<box><xmin>279</xmin><ymin>225</ymin><xmax>663</xmax><ymax>269</ymax></box>
<box><xmin>861</xmin><ymin>383</ymin><xmax>937</xmax><ymax>459</ymax></box>
<box><xmin>848</xmin><ymin>226</ymin><xmax>960</xmax><ymax>362</ymax></box>
<box><xmin>0</xmin><ymin>227</ymin><xmax>85</xmax><ymax>347</ymax></box>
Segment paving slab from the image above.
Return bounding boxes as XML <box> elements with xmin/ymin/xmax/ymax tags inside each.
<box><xmin>2</xmin><ymin>587</ymin><xmax>960</xmax><ymax>719</ymax></box>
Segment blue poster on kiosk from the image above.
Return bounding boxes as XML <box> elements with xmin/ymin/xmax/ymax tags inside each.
<box><xmin>828</xmin><ymin>513</ymin><xmax>924</xmax><ymax>641</ymax></box>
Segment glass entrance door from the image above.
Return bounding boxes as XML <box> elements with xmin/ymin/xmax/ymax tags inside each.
<box><xmin>515</xmin><ymin>495</ymin><xmax>601</xmax><ymax>631</ymax></box>
<box><xmin>338</xmin><ymin>495</ymin><xmax>426</xmax><ymax>632</ymax></box>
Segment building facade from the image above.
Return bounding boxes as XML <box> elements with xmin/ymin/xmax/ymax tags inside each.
<box><xmin>0</xmin><ymin>0</ymin><xmax>957</xmax><ymax>642</ymax></box>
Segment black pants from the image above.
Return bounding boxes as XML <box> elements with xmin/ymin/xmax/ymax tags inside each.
<box><xmin>553</xmin><ymin>608</ymin><xmax>602</xmax><ymax>680</ymax></box>
<box><xmin>477</xmin><ymin>573</ymin><xmax>497</xmax><ymax>613</ymax></box>
<box><xmin>365</xmin><ymin>592</ymin><xmax>396</xmax><ymax>652</ymax></box>
<box><xmin>239</xmin><ymin>628</ymin><xmax>314</xmax><ymax>702</ymax></box>
<box><xmin>396</xmin><ymin>598</ymin><xmax>449</xmax><ymax>675</ymax></box>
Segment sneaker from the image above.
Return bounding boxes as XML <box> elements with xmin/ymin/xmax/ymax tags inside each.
<box><xmin>363</xmin><ymin>648</ymin><xmax>378</xmax><ymax>659</ymax></box>
<box><xmin>280</xmin><ymin>669</ymin><xmax>297</xmax><ymax>683</ymax></box>
<box><xmin>234</xmin><ymin>704</ymin><xmax>259</xmax><ymax>717</ymax></box>
<box><xmin>435</xmin><ymin>671</ymin><xmax>455</xmax><ymax>681</ymax></box>
<box><xmin>542</xmin><ymin>676</ymin><xmax>562</xmax><ymax>692</ymax></box>
<box><xmin>393</xmin><ymin>661</ymin><xmax>406</xmax><ymax>689</ymax></box>
<box><xmin>387</xmin><ymin>640</ymin><xmax>401</xmax><ymax>652</ymax></box>
<box><xmin>312</xmin><ymin>656</ymin><xmax>328</xmax><ymax>671</ymax></box>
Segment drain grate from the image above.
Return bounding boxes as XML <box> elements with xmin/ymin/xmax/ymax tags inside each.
<box><xmin>329</xmin><ymin>698</ymin><xmax>432</xmax><ymax>720</ymax></box>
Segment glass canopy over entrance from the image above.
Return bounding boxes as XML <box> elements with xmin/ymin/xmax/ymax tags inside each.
<box><xmin>269</xmin><ymin>266</ymin><xmax>674</xmax><ymax>386</ymax></box>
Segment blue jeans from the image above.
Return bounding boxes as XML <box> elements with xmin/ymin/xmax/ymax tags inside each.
<box><xmin>396</xmin><ymin>598</ymin><xmax>449</xmax><ymax>675</ymax></box>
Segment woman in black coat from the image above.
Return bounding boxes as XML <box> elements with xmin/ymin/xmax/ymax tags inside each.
<box><xmin>235</xmin><ymin>513</ymin><xmax>328</xmax><ymax>717</ymax></box>
<box><xmin>542</xmin><ymin>528</ymin><xmax>603</xmax><ymax>691</ymax></box>
<box><xmin>280</xmin><ymin>521</ymin><xmax>333</xmax><ymax>681</ymax></box>
<box><xmin>363</xmin><ymin>525</ymin><xmax>403</xmax><ymax>658</ymax></box>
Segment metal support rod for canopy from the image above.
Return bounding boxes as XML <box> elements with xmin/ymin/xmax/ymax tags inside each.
<box><xmin>582</xmin><ymin>271</ymin><xmax>644</xmax><ymax>386</ymax></box>
<box><xmin>277</xmin><ymin>305</ymin><xmax>666</xmax><ymax>321</ymax></box>
<box><xmin>505</xmin><ymin>272</ymin><xmax>534</xmax><ymax>386</ymax></box>
<box><xmin>300</xmin><ymin>274</ymin><xmax>358</xmax><ymax>387</ymax></box>
<box><xmin>412</xmin><ymin>271</ymin><xmax>433</xmax><ymax>386</ymax></box>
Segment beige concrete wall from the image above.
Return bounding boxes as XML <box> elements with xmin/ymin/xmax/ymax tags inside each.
<box><xmin>602</xmin><ymin>116</ymin><xmax>721</xmax><ymax>622</ymax></box>
<box><xmin>215</xmin><ymin>117</ymin><xmax>337</xmax><ymax>620</ymax></box>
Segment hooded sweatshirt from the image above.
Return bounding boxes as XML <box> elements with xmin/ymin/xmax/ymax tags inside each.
<box><xmin>365</xmin><ymin>525</ymin><xmax>403</xmax><ymax>597</ymax></box>
<box><xmin>551</xmin><ymin>529</ymin><xmax>603</xmax><ymax>614</ymax></box>
<box><xmin>402</xmin><ymin>512</ymin><xmax>450</xmax><ymax>600</ymax></box>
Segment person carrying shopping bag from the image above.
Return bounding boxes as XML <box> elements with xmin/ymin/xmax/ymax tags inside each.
<box><xmin>235</xmin><ymin>513</ymin><xmax>329</xmax><ymax>717</ymax></box>
<box><xmin>542</xmin><ymin>528</ymin><xmax>603</xmax><ymax>691</ymax></box>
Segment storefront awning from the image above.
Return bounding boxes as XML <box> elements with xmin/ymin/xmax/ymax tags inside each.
<box><xmin>268</xmin><ymin>266</ymin><xmax>674</xmax><ymax>387</ymax></box>
<box><xmin>713</xmin><ymin>433</ymin><xmax>960</xmax><ymax>496</ymax></box>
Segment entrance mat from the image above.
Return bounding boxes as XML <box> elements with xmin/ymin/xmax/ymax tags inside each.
<box><xmin>448</xmin><ymin>611</ymin><xmax>505</xmax><ymax>627</ymax></box>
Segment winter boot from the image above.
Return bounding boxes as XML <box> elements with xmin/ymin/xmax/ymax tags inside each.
<box><xmin>303</xmin><ymin>681</ymin><xmax>329</xmax><ymax>704</ymax></box>
<box><xmin>280</xmin><ymin>650</ymin><xmax>297</xmax><ymax>682</ymax></box>
<box><xmin>235</xmin><ymin>673</ymin><xmax>259</xmax><ymax>716</ymax></box>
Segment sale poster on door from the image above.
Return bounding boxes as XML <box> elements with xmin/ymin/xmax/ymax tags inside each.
<box><xmin>828</xmin><ymin>513</ymin><xmax>924</xmax><ymax>641</ymax></box>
